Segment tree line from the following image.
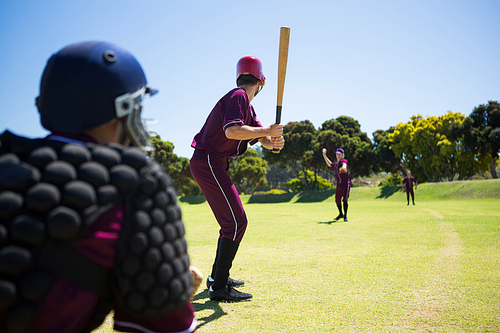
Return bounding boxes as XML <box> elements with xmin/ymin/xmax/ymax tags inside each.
<box><xmin>150</xmin><ymin>101</ymin><xmax>500</xmax><ymax>196</ymax></box>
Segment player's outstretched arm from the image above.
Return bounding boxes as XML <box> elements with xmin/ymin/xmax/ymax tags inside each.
<box><xmin>322</xmin><ymin>148</ymin><xmax>332</xmax><ymax>166</ymax></box>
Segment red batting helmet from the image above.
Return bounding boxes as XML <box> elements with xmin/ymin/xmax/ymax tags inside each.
<box><xmin>236</xmin><ymin>56</ymin><xmax>266</xmax><ymax>85</ymax></box>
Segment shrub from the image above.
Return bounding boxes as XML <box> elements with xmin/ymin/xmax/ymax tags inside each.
<box><xmin>287</xmin><ymin>178</ymin><xmax>306</xmax><ymax>192</ymax></box>
<box><xmin>378</xmin><ymin>173</ymin><xmax>403</xmax><ymax>186</ymax></box>
<box><xmin>287</xmin><ymin>170</ymin><xmax>333</xmax><ymax>191</ymax></box>
<box><xmin>252</xmin><ymin>189</ymin><xmax>289</xmax><ymax>195</ymax></box>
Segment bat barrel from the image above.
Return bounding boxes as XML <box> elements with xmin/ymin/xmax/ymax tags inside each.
<box><xmin>276</xmin><ymin>27</ymin><xmax>290</xmax><ymax>107</ymax></box>
<box><xmin>273</xmin><ymin>26</ymin><xmax>290</xmax><ymax>154</ymax></box>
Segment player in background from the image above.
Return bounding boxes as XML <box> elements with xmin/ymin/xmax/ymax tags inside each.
<box><xmin>190</xmin><ymin>56</ymin><xmax>285</xmax><ymax>302</ymax></box>
<box><xmin>0</xmin><ymin>41</ymin><xmax>197</xmax><ymax>333</ymax></box>
<box><xmin>402</xmin><ymin>170</ymin><xmax>417</xmax><ymax>205</ymax></box>
<box><xmin>322</xmin><ymin>148</ymin><xmax>351</xmax><ymax>222</ymax></box>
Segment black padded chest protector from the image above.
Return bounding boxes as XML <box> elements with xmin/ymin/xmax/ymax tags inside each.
<box><xmin>0</xmin><ymin>131</ymin><xmax>193</xmax><ymax>333</ymax></box>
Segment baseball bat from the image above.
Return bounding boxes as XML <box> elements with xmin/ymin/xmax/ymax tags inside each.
<box><xmin>272</xmin><ymin>26</ymin><xmax>290</xmax><ymax>154</ymax></box>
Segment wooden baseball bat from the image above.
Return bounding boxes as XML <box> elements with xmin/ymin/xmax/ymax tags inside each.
<box><xmin>272</xmin><ymin>26</ymin><xmax>290</xmax><ymax>154</ymax></box>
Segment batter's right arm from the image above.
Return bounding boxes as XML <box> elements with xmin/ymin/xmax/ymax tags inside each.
<box><xmin>225</xmin><ymin>123</ymin><xmax>283</xmax><ymax>140</ymax></box>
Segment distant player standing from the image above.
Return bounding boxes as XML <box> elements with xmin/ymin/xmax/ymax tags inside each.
<box><xmin>402</xmin><ymin>170</ymin><xmax>417</xmax><ymax>205</ymax></box>
<box><xmin>190</xmin><ymin>56</ymin><xmax>285</xmax><ymax>302</ymax></box>
<box><xmin>322</xmin><ymin>148</ymin><xmax>351</xmax><ymax>221</ymax></box>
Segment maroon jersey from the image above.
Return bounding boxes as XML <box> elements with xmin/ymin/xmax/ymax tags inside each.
<box><xmin>331</xmin><ymin>158</ymin><xmax>351</xmax><ymax>188</ymax></box>
<box><xmin>191</xmin><ymin>88</ymin><xmax>262</xmax><ymax>157</ymax></box>
<box><xmin>403</xmin><ymin>176</ymin><xmax>417</xmax><ymax>190</ymax></box>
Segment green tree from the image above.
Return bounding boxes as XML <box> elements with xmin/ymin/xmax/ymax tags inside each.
<box><xmin>150</xmin><ymin>136</ymin><xmax>201</xmax><ymax>196</ymax></box>
<box><xmin>263</xmin><ymin>120</ymin><xmax>320</xmax><ymax>190</ymax></box>
<box><xmin>228</xmin><ymin>148</ymin><xmax>267</xmax><ymax>194</ymax></box>
<box><xmin>389</xmin><ymin>112</ymin><xmax>470</xmax><ymax>182</ymax></box>
<box><xmin>265</xmin><ymin>163</ymin><xmax>295</xmax><ymax>191</ymax></box>
<box><xmin>459</xmin><ymin>101</ymin><xmax>500</xmax><ymax>178</ymax></box>
<box><xmin>372</xmin><ymin>127</ymin><xmax>401</xmax><ymax>174</ymax></box>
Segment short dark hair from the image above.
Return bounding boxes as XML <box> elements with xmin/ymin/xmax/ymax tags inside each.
<box><xmin>237</xmin><ymin>74</ymin><xmax>260</xmax><ymax>87</ymax></box>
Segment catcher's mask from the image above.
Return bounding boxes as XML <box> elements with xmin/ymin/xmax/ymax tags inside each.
<box><xmin>115</xmin><ymin>85</ymin><xmax>157</xmax><ymax>149</ymax></box>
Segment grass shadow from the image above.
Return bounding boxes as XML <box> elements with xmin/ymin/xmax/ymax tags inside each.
<box><xmin>318</xmin><ymin>220</ymin><xmax>341</xmax><ymax>225</ymax></box>
<box><xmin>179</xmin><ymin>195</ymin><xmax>207</xmax><ymax>204</ymax></box>
<box><xmin>191</xmin><ymin>289</ymin><xmax>227</xmax><ymax>329</ymax></box>
<box><xmin>376</xmin><ymin>186</ymin><xmax>400</xmax><ymax>199</ymax></box>
<box><xmin>248</xmin><ymin>192</ymin><xmax>296</xmax><ymax>203</ymax></box>
<box><xmin>318</xmin><ymin>219</ymin><xmax>347</xmax><ymax>225</ymax></box>
<box><xmin>295</xmin><ymin>189</ymin><xmax>335</xmax><ymax>203</ymax></box>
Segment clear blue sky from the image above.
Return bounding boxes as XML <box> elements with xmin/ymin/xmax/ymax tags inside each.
<box><xmin>1</xmin><ymin>0</ymin><xmax>498</xmax><ymax>158</ymax></box>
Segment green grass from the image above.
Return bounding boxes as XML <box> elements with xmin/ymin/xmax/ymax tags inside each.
<box><xmin>96</xmin><ymin>179</ymin><xmax>500</xmax><ymax>332</ymax></box>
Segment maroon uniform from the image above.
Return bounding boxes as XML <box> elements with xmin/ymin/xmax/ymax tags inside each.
<box><xmin>403</xmin><ymin>176</ymin><xmax>417</xmax><ymax>205</ymax></box>
<box><xmin>331</xmin><ymin>158</ymin><xmax>351</xmax><ymax>205</ymax></box>
<box><xmin>190</xmin><ymin>85</ymin><xmax>262</xmax><ymax>301</ymax></box>
<box><xmin>191</xmin><ymin>88</ymin><xmax>261</xmax><ymax>158</ymax></box>
<box><xmin>190</xmin><ymin>56</ymin><xmax>270</xmax><ymax>302</ymax></box>
<box><xmin>190</xmin><ymin>87</ymin><xmax>262</xmax><ymax>242</ymax></box>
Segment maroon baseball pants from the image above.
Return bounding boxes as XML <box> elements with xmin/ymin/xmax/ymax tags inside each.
<box><xmin>335</xmin><ymin>183</ymin><xmax>351</xmax><ymax>205</ymax></box>
<box><xmin>189</xmin><ymin>149</ymin><xmax>247</xmax><ymax>242</ymax></box>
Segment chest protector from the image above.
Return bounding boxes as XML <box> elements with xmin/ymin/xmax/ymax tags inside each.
<box><xmin>0</xmin><ymin>131</ymin><xmax>193</xmax><ymax>333</ymax></box>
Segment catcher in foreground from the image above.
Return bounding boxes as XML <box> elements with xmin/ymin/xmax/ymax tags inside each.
<box><xmin>0</xmin><ymin>41</ymin><xmax>197</xmax><ymax>333</ymax></box>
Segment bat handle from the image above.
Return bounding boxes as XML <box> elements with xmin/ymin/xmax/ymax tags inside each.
<box><xmin>272</xmin><ymin>105</ymin><xmax>282</xmax><ymax>153</ymax></box>
<box><xmin>275</xmin><ymin>105</ymin><xmax>282</xmax><ymax>125</ymax></box>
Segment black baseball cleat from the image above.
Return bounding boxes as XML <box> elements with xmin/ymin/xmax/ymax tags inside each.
<box><xmin>334</xmin><ymin>214</ymin><xmax>344</xmax><ymax>221</ymax></box>
<box><xmin>343</xmin><ymin>217</ymin><xmax>348</xmax><ymax>222</ymax></box>
<box><xmin>206</xmin><ymin>276</ymin><xmax>245</xmax><ymax>289</ymax></box>
<box><xmin>209</xmin><ymin>285</ymin><xmax>253</xmax><ymax>302</ymax></box>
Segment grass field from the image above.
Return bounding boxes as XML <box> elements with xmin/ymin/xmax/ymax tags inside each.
<box><xmin>97</xmin><ymin>179</ymin><xmax>500</xmax><ymax>332</ymax></box>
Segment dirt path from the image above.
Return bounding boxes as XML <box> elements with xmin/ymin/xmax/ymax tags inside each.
<box><xmin>402</xmin><ymin>208</ymin><xmax>463</xmax><ymax>331</ymax></box>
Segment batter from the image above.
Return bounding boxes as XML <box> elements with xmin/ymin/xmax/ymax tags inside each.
<box><xmin>190</xmin><ymin>56</ymin><xmax>285</xmax><ymax>302</ymax></box>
